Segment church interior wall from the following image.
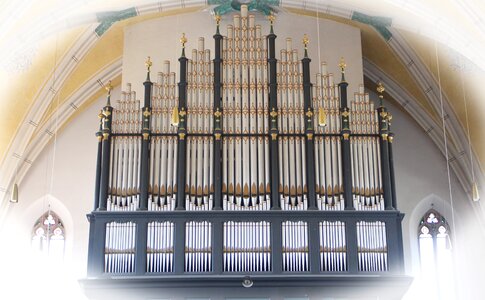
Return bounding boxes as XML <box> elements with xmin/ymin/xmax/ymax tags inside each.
<box><xmin>1</xmin><ymin>12</ymin><xmax>483</xmax><ymax>299</ymax></box>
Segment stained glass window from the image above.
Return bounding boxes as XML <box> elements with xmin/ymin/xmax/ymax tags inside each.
<box><xmin>418</xmin><ymin>209</ymin><xmax>454</xmax><ymax>300</ymax></box>
<box><xmin>31</xmin><ymin>211</ymin><xmax>65</xmax><ymax>259</ymax></box>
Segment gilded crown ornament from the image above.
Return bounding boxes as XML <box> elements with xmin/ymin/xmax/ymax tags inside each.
<box><xmin>338</xmin><ymin>57</ymin><xmax>346</xmax><ymax>73</ymax></box>
<box><xmin>302</xmin><ymin>34</ymin><xmax>309</xmax><ymax>50</ymax></box>
<box><xmin>268</xmin><ymin>13</ymin><xmax>276</xmax><ymax>25</ymax></box>
<box><xmin>376</xmin><ymin>81</ymin><xmax>385</xmax><ymax>94</ymax></box>
<box><xmin>105</xmin><ymin>80</ymin><xmax>113</xmax><ymax>95</ymax></box>
<box><xmin>215</xmin><ymin>14</ymin><xmax>221</xmax><ymax>26</ymax></box>
<box><xmin>180</xmin><ymin>33</ymin><xmax>187</xmax><ymax>48</ymax></box>
<box><xmin>145</xmin><ymin>56</ymin><xmax>152</xmax><ymax>72</ymax></box>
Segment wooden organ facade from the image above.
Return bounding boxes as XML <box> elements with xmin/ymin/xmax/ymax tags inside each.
<box><xmin>85</xmin><ymin>6</ymin><xmax>409</xmax><ymax>298</ymax></box>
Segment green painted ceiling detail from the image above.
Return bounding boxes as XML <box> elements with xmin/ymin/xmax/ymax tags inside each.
<box><xmin>351</xmin><ymin>11</ymin><xmax>392</xmax><ymax>41</ymax></box>
<box><xmin>209</xmin><ymin>0</ymin><xmax>279</xmax><ymax>15</ymax></box>
<box><xmin>95</xmin><ymin>7</ymin><xmax>138</xmax><ymax>36</ymax></box>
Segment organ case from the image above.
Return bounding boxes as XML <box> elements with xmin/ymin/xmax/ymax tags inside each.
<box><xmin>87</xmin><ymin>6</ymin><xmax>404</xmax><ymax>284</ymax></box>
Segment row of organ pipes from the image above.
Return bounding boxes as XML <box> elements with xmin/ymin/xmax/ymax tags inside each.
<box><xmin>104</xmin><ymin>220</ymin><xmax>388</xmax><ymax>273</ymax></box>
<box><xmin>99</xmin><ymin>6</ymin><xmax>394</xmax><ymax>275</ymax></box>
<box><xmin>222</xmin><ymin>14</ymin><xmax>271</xmax><ymax>210</ymax></box>
<box><xmin>313</xmin><ymin>64</ymin><xmax>344</xmax><ymax>211</ymax></box>
<box><xmin>107</xmin><ymin>84</ymin><xmax>141</xmax><ymax>211</ymax></box>
<box><xmin>186</xmin><ymin>39</ymin><xmax>214</xmax><ymax>211</ymax></box>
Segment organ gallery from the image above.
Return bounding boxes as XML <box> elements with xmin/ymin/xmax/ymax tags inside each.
<box><xmin>82</xmin><ymin>5</ymin><xmax>410</xmax><ymax>299</ymax></box>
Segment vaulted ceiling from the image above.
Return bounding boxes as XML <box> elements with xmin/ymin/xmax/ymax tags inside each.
<box><xmin>0</xmin><ymin>0</ymin><xmax>484</xmax><ymax>211</ymax></box>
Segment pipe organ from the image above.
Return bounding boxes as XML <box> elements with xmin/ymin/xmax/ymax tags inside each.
<box><xmin>87</xmin><ymin>5</ymin><xmax>404</xmax><ymax>287</ymax></box>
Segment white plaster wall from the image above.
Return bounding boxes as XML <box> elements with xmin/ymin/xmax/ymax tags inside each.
<box><xmin>122</xmin><ymin>10</ymin><xmax>363</xmax><ymax>97</ymax></box>
<box><xmin>372</xmin><ymin>90</ymin><xmax>485</xmax><ymax>300</ymax></box>
<box><xmin>0</xmin><ymin>89</ymin><xmax>120</xmax><ymax>300</ymax></box>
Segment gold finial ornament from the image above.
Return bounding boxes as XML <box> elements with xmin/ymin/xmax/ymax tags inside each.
<box><xmin>302</xmin><ymin>34</ymin><xmax>309</xmax><ymax>50</ymax></box>
<box><xmin>145</xmin><ymin>56</ymin><xmax>152</xmax><ymax>72</ymax></box>
<box><xmin>338</xmin><ymin>57</ymin><xmax>346</xmax><ymax>73</ymax></box>
<box><xmin>105</xmin><ymin>80</ymin><xmax>113</xmax><ymax>95</ymax></box>
<box><xmin>215</xmin><ymin>14</ymin><xmax>221</xmax><ymax>26</ymax></box>
<box><xmin>180</xmin><ymin>33</ymin><xmax>187</xmax><ymax>48</ymax></box>
<box><xmin>268</xmin><ymin>13</ymin><xmax>276</xmax><ymax>25</ymax></box>
<box><xmin>377</xmin><ymin>81</ymin><xmax>385</xmax><ymax>94</ymax></box>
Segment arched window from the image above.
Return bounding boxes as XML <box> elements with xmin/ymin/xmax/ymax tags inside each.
<box><xmin>31</xmin><ymin>211</ymin><xmax>65</xmax><ymax>259</ymax></box>
<box><xmin>418</xmin><ymin>209</ymin><xmax>454</xmax><ymax>300</ymax></box>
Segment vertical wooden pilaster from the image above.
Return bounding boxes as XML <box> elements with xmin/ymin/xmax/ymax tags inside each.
<box><xmin>99</xmin><ymin>90</ymin><xmax>113</xmax><ymax>211</ymax></box>
<box><xmin>271</xmin><ymin>220</ymin><xmax>282</xmax><ymax>273</ymax></box>
<box><xmin>173</xmin><ymin>219</ymin><xmax>186</xmax><ymax>274</ymax></box>
<box><xmin>93</xmin><ymin>117</ymin><xmax>103</xmax><ymax>210</ymax></box>
<box><xmin>139</xmin><ymin>59</ymin><xmax>153</xmax><ymax>210</ymax></box>
<box><xmin>388</xmin><ymin>132</ymin><xmax>397</xmax><ymax>209</ymax></box>
<box><xmin>338</xmin><ymin>64</ymin><xmax>354</xmax><ymax>210</ymax></box>
<box><xmin>346</xmin><ymin>219</ymin><xmax>359</xmax><ymax>273</ymax></box>
<box><xmin>176</xmin><ymin>39</ymin><xmax>188</xmax><ymax>210</ymax></box>
<box><xmin>377</xmin><ymin>83</ymin><xmax>394</xmax><ymax>210</ymax></box>
<box><xmin>308</xmin><ymin>219</ymin><xmax>321</xmax><ymax>274</ymax></box>
<box><xmin>386</xmin><ymin>214</ymin><xmax>405</xmax><ymax>273</ymax></box>
<box><xmin>135</xmin><ymin>220</ymin><xmax>148</xmax><ymax>275</ymax></box>
<box><xmin>86</xmin><ymin>214</ymin><xmax>106</xmax><ymax>276</ymax></box>
<box><xmin>267</xmin><ymin>22</ymin><xmax>280</xmax><ymax>210</ymax></box>
<box><xmin>213</xmin><ymin>23</ymin><xmax>223</xmax><ymax>210</ymax></box>
<box><xmin>212</xmin><ymin>220</ymin><xmax>223</xmax><ymax>274</ymax></box>
<box><xmin>302</xmin><ymin>40</ymin><xmax>317</xmax><ymax>210</ymax></box>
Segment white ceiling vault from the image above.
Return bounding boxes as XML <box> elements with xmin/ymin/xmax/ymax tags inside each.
<box><xmin>0</xmin><ymin>0</ymin><xmax>484</xmax><ymax>220</ymax></box>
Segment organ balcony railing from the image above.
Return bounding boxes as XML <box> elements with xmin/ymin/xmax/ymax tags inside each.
<box><xmin>87</xmin><ymin>5</ymin><xmax>403</xmax><ymax>280</ymax></box>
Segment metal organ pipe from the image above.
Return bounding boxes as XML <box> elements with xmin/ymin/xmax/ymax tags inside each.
<box><xmin>222</xmin><ymin>11</ymin><xmax>270</xmax><ymax>211</ymax></box>
<box><xmin>185</xmin><ymin>37</ymin><xmax>213</xmax><ymax>211</ymax></box>
<box><xmin>104</xmin><ymin>221</ymin><xmax>136</xmax><ymax>273</ymax></box>
<box><xmin>313</xmin><ymin>63</ymin><xmax>344</xmax><ymax>210</ymax></box>
<box><xmin>108</xmin><ymin>83</ymin><xmax>141</xmax><ymax>211</ymax></box>
<box><xmin>350</xmin><ymin>85</ymin><xmax>383</xmax><ymax>210</ymax></box>
<box><xmin>150</xmin><ymin>61</ymin><xmax>177</xmax><ymax>211</ymax></box>
<box><xmin>277</xmin><ymin>39</ymin><xmax>307</xmax><ymax>211</ymax></box>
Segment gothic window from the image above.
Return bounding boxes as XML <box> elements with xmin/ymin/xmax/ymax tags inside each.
<box><xmin>418</xmin><ymin>209</ymin><xmax>454</xmax><ymax>300</ymax></box>
<box><xmin>31</xmin><ymin>211</ymin><xmax>65</xmax><ymax>259</ymax></box>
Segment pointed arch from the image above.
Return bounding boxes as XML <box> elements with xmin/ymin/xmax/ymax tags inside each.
<box><xmin>417</xmin><ymin>208</ymin><xmax>455</xmax><ymax>300</ymax></box>
<box><xmin>31</xmin><ymin>210</ymin><xmax>65</xmax><ymax>259</ymax></box>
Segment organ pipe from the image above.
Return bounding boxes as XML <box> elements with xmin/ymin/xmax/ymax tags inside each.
<box><xmin>350</xmin><ymin>85</ymin><xmax>383</xmax><ymax>210</ymax></box>
<box><xmin>147</xmin><ymin>221</ymin><xmax>174</xmax><ymax>272</ymax></box>
<box><xmin>107</xmin><ymin>83</ymin><xmax>141</xmax><ymax>211</ymax></box>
